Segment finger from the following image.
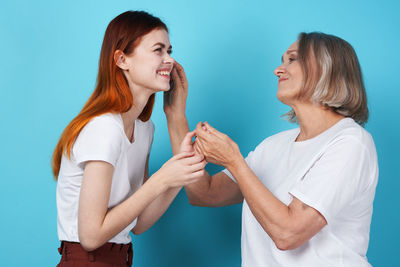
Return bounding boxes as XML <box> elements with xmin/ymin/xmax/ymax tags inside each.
<box><xmin>192</xmin><ymin>142</ymin><xmax>205</xmax><ymax>160</ymax></box>
<box><xmin>174</xmin><ymin>61</ymin><xmax>188</xmax><ymax>89</ymax></box>
<box><xmin>194</xmin><ymin>140</ymin><xmax>208</xmax><ymax>159</ymax></box>
<box><xmin>195</xmin><ymin>122</ymin><xmax>210</xmax><ymax>139</ymax></box>
<box><xmin>196</xmin><ymin>151</ymin><xmax>205</xmax><ymax>161</ymax></box>
<box><xmin>181</xmin><ymin>153</ymin><xmax>204</xmax><ymax>165</ymax></box>
<box><xmin>195</xmin><ymin>138</ymin><xmax>208</xmax><ymax>158</ymax></box>
<box><xmin>200</xmin><ymin>122</ymin><xmax>211</xmax><ymax>133</ymax></box>
<box><xmin>187</xmin><ymin>160</ymin><xmax>207</xmax><ymax>173</ymax></box>
<box><xmin>174</xmin><ymin>151</ymin><xmax>195</xmax><ymax>160</ymax></box>
<box><xmin>203</xmin><ymin>122</ymin><xmax>221</xmax><ymax>135</ymax></box>
<box><xmin>193</xmin><ymin>141</ymin><xmax>203</xmax><ymax>155</ymax></box>
<box><xmin>181</xmin><ymin>131</ymin><xmax>196</xmax><ymax>147</ymax></box>
<box><xmin>171</xmin><ymin>67</ymin><xmax>182</xmax><ymax>86</ymax></box>
<box><xmin>195</xmin><ymin>121</ymin><xmax>204</xmax><ymax>131</ymax></box>
<box><xmin>185</xmin><ymin>169</ymin><xmax>206</xmax><ymax>182</ymax></box>
<box><xmin>163</xmin><ymin>89</ymin><xmax>171</xmax><ymax>102</ymax></box>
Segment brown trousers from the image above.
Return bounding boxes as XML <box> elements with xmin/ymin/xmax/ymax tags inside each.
<box><xmin>57</xmin><ymin>241</ymin><xmax>133</xmax><ymax>267</ymax></box>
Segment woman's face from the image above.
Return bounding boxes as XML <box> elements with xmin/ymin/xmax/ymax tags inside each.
<box><xmin>274</xmin><ymin>41</ymin><xmax>304</xmax><ymax>105</ymax></box>
<box><xmin>122</xmin><ymin>28</ymin><xmax>174</xmax><ymax>93</ymax></box>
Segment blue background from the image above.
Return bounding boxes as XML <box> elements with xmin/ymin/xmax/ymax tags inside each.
<box><xmin>1</xmin><ymin>0</ymin><xmax>399</xmax><ymax>266</ymax></box>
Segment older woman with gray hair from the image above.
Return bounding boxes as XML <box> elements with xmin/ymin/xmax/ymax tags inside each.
<box><xmin>169</xmin><ymin>32</ymin><xmax>378</xmax><ymax>266</ymax></box>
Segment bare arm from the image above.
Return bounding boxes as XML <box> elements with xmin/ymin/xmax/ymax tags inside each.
<box><xmin>195</xmin><ymin>122</ymin><xmax>327</xmax><ymax>250</ymax></box>
<box><xmin>185</xmin><ymin>171</ymin><xmax>243</xmax><ymax>207</ymax></box>
<box><xmin>132</xmin><ymin>61</ymin><xmax>194</xmax><ymax>235</ymax></box>
<box><xmin>78</xmin><ymin>151</ymin><xmax>205</xmax><ymax>251</ymax></box>
<box><xmin>228</xmin><ymin>158</ymin><xmax>326</xmax><ymax>250</ymax></box>
<box><xmin>78</xmin><ymin>161</ymin><xmax>165</xmax><ymax>251</ymax></box>
<box><xmin>132</xmin><ymin>150</ymin><xmax>200</xmax><ymax>234</ymax></box>
<box><xmin>164</xmin><ymin>62</ymin><xmax>243</xmax><ymax>207</ymax></box>
<box><xmin>164</xmin><ymin>61</ymin><xmax>190</xmax><ymax>155</ymax></box>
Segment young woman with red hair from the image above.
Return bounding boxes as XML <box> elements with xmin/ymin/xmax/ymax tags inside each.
<box><xmin>52</xmin><ymin>11</ymin><xmax>205</xmax><ymax>266</ymax></box>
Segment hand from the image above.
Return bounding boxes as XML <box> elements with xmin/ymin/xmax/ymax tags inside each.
<box><xmin>153</xmin><ymin>152</ymin><xmax>206</xmax><ymax>190</ymax></box>
<box><xmin>163</xmin><ymin>61</ymin><xmax>188</xmax><ymax>115</ymax></box>
<box><xmin>179</xmin><ymin>131</ymin><xmax>196</xmax><ymax>153</ymax></box>
<box><xmin>194</xmin><ymin>122</ymin><xmax>242</xmax><ymax>168</ymax></box>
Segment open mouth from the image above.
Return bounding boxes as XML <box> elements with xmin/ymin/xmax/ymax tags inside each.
<box><xmin>157</xmin><ymin>70</ymin><xmax>171</xmax><ymax>79</ymax></box>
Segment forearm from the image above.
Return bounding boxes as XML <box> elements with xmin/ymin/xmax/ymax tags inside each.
<box><xmin>184</xmin><ymin>171</ymin><xmax>216</xmax><ymax>206</ymax></box>
<box><xmin>79</xmin><ymin>177</ymin><xmax>165</xmax><ymax>251</ymax></box>
<box><xmin>185</xmin><ymin>171</ymin><xmax>243</xmax><ymax>207</ymax></box>
<box><xmin>166</xmin><ymin>113</ymin><xmax>189</xmax><ymax>155</ymax></box>
<box><xmin>133</xmin><ymin>186</ymin><xmax>182</xmax><ymax>235</ymax></box>
<box><xmin>227</xmin><ymin>157</ymin><xmax>294</xmax><ymax>245</ymax></box>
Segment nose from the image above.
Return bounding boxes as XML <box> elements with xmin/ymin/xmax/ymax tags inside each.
<box><xmin>163</xmin><ymin>53</ymin><xmax>175</xmax><ymax>65</ymax></box>
<box><xmin>274</xmin><ymin>64</ymin><xmax>285</xmax><ymax>77</ymax></box>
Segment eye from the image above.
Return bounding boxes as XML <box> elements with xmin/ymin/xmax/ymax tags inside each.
<box><xmin>288</xmin><ymin>57</ymin><xmax>296</xmax><ymax>62</ymax></box>
<box><xmin>167</xmin><ymin>50</ymin><xmax>172</xmax><ymax>55</ymax></box>
<box><xmin>154</xmin><ymin>47</ymin><xmax>162</xmax><ymax>53</ymax></box>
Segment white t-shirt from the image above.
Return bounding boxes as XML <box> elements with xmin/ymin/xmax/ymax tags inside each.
<box><xmin>56</xmin><ymin>113</ymin><xmax>154</xmax><ymax>244</ymax></box>
<box><xmin>223</xmin><ymin>118</ymin><xmax>378</xmax><ymax>267</ymax></box>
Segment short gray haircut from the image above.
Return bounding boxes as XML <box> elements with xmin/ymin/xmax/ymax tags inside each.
<box><xmin>286</xmin><ymin>32</ymin><xmax>368</xmax><ymax>126</ymax></box>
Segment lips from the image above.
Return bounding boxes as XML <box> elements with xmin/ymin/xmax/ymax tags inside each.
<box><xmin>278</xmin><ymin>78</ymin><xmax>288</xmax><ymax>83</ymax></box>
<box><xmin>157</xmin><ymin>68</ymin><xmax>171</xmax><ymax>79</ymax></box>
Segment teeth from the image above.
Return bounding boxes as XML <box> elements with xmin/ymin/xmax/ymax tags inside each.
<box><xmin>158</xmin><ymin>71</ymin><xmax>169</xmax><ymax>76</ymax></box>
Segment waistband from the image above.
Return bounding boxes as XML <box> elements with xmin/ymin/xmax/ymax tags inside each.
<box><xmin>58</xmin><ymin>241</ymin><xmax>133</xmax><ymax>266</ymax></box>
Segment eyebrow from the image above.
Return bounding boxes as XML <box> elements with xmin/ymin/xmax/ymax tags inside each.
<box><xmin>281</xmin><ymin>49</ymin><xmax>298</xmax><ymax>62</ymax></box>
<box><xmin>152</xmin><ymin>42</ymin><xmax>172</xmax><ymax>50</ymax></box>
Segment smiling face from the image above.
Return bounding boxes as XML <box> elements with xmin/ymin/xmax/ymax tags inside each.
<box><xmin>274</xmin><ymin>41</ymin><xmax>304</xmax><ymax>106</ymax></box>
<box><xmin>119</xmin><ymin>28</ymin><xmax>174</xmax><ymax>93</ymax></box>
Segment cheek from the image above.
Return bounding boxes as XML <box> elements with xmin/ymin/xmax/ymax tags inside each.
<box><xmin>291</xmin><ymin>64</ymin><xmax>304</xmax><ymax>82</ymax></box>
<box><xmin>133</xmin><ymin>53</ymin><xmax>159</xmax><ymax>70</ymax></box>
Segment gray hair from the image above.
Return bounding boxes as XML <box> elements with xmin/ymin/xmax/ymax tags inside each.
<box><xmin>286</xmin><ymin>32</ymin><xmax>368</xmax><ymax>126</ymax></box>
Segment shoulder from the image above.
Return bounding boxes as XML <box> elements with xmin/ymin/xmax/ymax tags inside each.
<box><xmin>256</xmin><ymin>128</ymin><xmax>299</xmax><ymax>151</ymax></box>
<box><xmin>322</xmin><ymin>119</ymin><xmax>378</xmax><ymax>181</ymax></box>
<box><xmin>329</xmin><ymin>118</ymin><xmax>376</xmax><ymax>156</ymax></box>
<box><xmin>87</xmin><ymin>113</ymin><xmax>124</xmax><ymax>132</ymax></box>
<box><xmin>245</xmin><ymin>128</ymin><xmax>298</xmax><ymax>163</ymax></box>
<box><xmin>72</xmin><ymin>113</ymin><xmax>125</xmax><ymax>165</ymax></box>
<box><xmin>76</xmin><ymin>113</ymin><xmax>125</xmax><ymax>145</ymax></box>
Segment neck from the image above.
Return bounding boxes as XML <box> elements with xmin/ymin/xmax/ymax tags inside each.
<box><xmin>120</xmin><ymin>85</ymin><xmax>153</xmax><ymax>139</ymax></box>
<box><xmin>292</xmin><ymin>101</ymin><xmax>345</xmax><ymax>141</ymax></box>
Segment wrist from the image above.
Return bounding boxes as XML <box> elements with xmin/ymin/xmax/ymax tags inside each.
<box><xmin>225</xmin><ymin>151</ymin><xmax>245</xmax><ymax>174</ymax></box>
<box><xmin>165</xmin><ymin>111</ymin><xmax>187</xmax><ymax>122</ymax></box>
<box><xmin>148</xmin><ymin>172</ymin><xmax>169</xmax><ymax>194</ymax></box>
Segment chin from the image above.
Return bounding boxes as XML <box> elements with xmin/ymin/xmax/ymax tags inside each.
<box><xmin>277</xmin><ymin>92</ymin><xmax>292</xmax><ymax>106</ymax></box>
<box><xmin>160</xmin><ymin>84</ymin><xmax>171</xmax><ymax>92</ymax></box>
<box><xmin>150</xmin><ymin>82</ymin><xmax>170</xmax><ymax>92</ymax></box>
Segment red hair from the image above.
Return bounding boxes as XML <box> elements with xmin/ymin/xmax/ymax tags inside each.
<box><xmin>52</xmin><ymin>11</ymin><xmax>168</xmax><ymax>178</ymax></box>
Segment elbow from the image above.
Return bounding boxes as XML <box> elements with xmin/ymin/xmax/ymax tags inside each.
<box><xmin>274</xmin><ymin>238</ymin><xmax>296</xmax><ymax>251</ymax></box>
<box><xmin>188</xmin><ymin>196</ymin><xmax>219</xmax><ymax>207</ymax></box>
<box><xmin>271</xmin><ymin>228</ymin><xmax>302</xmax><ymax>251</ymax></box>
<box><xmin>132</xmin><ymin>218</ymin><xmax>151</xmax><ymax>235</ymax></box>
<box><xmin>78</xmin><ymin>230</ymin><xmax>103</xmax><ymax>252</ymax></box>
<box><xmin>131</xmin><ymin>227</ymin><xmax>144</xmax><ymax>236</ymax></box>
<box><xmin>186</xmin><ymin>191</ymin><xmax>221</xmax><ymax>207</ymax></box>
<box><xmin>188</xmin><ymin>196</ymin><xmax>202</xmax><ymax>206</ymax></box>
<box><xmin>186</xmin><ymin>191</ymin><xmax>205</xmax><ymax>206</ymax></box>
<box><xmin>79</xmin><ymin>237</ymin><xmax>101</xmax><ymax>252</ymax></box>
<box><xmin>273</xmin><ymin>233</ymin><xmax>306</xmax><ymax>251</ymax></box>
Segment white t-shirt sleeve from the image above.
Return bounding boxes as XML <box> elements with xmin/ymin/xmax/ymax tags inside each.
<box><xmin>147</xmin><ymin>120</ymin><xmax>155</xmax><ymax>156</ymax></box>
<box><xmin>72</xmin><ymin>117</ymin><xmax>123</xmax><ymax>167</ymax></box>
<box><xmin>289</xmin><ymin>136</ymin><xmax>373</xmax><ymax>224</ymax></box>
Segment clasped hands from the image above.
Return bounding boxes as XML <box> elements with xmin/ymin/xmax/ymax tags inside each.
<box><xmin>181</xmin><ymin>122</ymin><xmax>241</xmax><ymax>170</ymax></box>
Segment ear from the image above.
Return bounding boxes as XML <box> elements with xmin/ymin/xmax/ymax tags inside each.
<box><xmin>114</xmin><ymin>50</ymin><xmax>129</xmax><ymax>70</ymax></box>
